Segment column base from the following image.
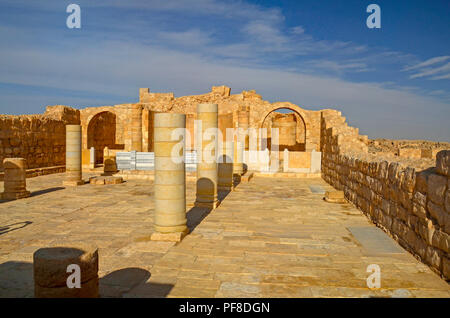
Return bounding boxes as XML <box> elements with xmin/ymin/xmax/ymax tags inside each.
<box><xmin>63</xmin><ymin>180</ymin><xmax>84</xmax><ymax>187</ymax></box>
<box><xmin>150</xmin><ymin>228</ymin><xmax>189</xmax><ymax>243</ymax></box>
<box><xmin>240</xmin><ymin>172</ymin><xmax>254</xmax><ymax>183</ymax></box>
<box><xmin>101</xmin><ymin>171</ymin><xmax>117</xmax><ymax>177</ymax></box>
<box><xmin>194</xmin><ymin>200</ymin><xmax>220</xmax><ymax>209</ymax></box>
<box><xmin>218</xmin><ymin>185</ymin><xmax>234</xmax><ymax>192</ymax></box>
<box><xmin>1</xmin><ymin>191</ymin><xmax>30</xmax><ymax>200</ymax></box>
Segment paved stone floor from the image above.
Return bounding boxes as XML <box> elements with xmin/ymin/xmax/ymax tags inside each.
<box><xmin>0</xmin><ymin>173</ymin><xmax>449</xmax><ymax>298</ymax></box>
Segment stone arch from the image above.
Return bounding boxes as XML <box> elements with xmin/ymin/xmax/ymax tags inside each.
<box><xmin>86</xmin><ymin>110</ymin><xmax>117</xmax><ymax>163</ymax></box>
<box><xmin>259</xmin><ymin>103</ymin><xmax>310</xmax><ymax>151</ymax></box>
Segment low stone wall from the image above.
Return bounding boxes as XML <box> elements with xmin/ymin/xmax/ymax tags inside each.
<box><xmin>0</xmin><ymin>106</ymin><xmax>80</xmax><ymax>171</ymax></box>
<box><xmin>320</xmin><ymin>111</ymin><xmax>449</xmax><ymax>280</ymax></box>
<box><xmin>0</xmin><ymin>165</ymin><xmax>65</xmax><ymax>181</ymax></box>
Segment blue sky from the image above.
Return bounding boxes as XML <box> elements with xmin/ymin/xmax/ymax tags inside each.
<box><xmin>0</xmin><ymin>0</ymin><xmax>449</xmax><ymax>140</ymax></box>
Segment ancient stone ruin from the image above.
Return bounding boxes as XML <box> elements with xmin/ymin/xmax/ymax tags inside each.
<box><xmin>0</xmin><ymin>85</ymin><xmax>448</xmax><ymax>297</ymax></box>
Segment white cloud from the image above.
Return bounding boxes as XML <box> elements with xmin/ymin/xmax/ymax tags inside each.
<box><xmin>0</xmin><ymin>40</ymin><xmax>448</xmax><ymax>140</ymax></box>
<box><xmin>430</xmin><ymin>73</ymin><xmax>450</xmax><ymax>80</ymax></box>
<box><xmin>402</xmin><ymin>56</ymin><xmax>450</xmax><ymax>81</ymax></box>
<box><xmin>157</xmin><ymin>29</ymin><xmax>212</xmax><ymax>47</ymax></box>
<box><xmin>403</xmin><ymin>55</ymin><xmax>450</xmax><ymax>71</ymax></box>
<box><xmin>291</xmin><ymin>26</ymin><xmax>305</xmax><ymax>35</ymax></box>
<box><xmin>410</xmin><ymin>62</ymin><xmax>450</xmax><ymax>79</ymax></box>
<box><xmin>0</xmin><ymin>0</ymin><xmax>448</xmax><ymax>140</ymax></box>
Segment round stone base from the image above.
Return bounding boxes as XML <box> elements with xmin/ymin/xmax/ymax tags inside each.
<box><xmin>33</xmin><ymin>242</ymin><xmax>99</xmax><ymax>298</ymax></box>
<box><xmin>34</xmin><ymin>276</ymin><xmax>99</xmax><ymax>298</ymax></box>
<box><xmin>194</xmin><ymin>200</ymin><xmax>219</xmax><ymax>209</ymax></box>
<box><xmin>1</xmin><ymin>191</ymin><xmax>30</xmax><ymax>200</ymax></box>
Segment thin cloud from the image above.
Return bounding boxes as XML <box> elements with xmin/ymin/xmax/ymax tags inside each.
<box><xmin>403</xmin><ymin>55</ymin><xmax>450</xmax><ymax>71</ymax></box>
<box><xmin>430</xmin><ymin>73</ymin><xmax>450</xmax><ymax>80</ymax></box>
<box><xmin>410</xmin><ymin>62</ymin><xmax>450</xmax><ymax>79</ymax></box>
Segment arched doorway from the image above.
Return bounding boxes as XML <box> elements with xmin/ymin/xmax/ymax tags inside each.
<box><xmin>87</xmin><ymin>111</ymin><xmax>117</xmax><ymax>164</ymax></box>
<box><xmin>260</xmin><ymin>108</ymin><xmax>306</xmax><ymax>151</ymax></box>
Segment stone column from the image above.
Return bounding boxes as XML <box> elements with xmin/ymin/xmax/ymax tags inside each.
<box><xmin>89</xmin><ymin>147</ymin><xmax>95</xmax><ymax>169</ymax></box>
<box><xmin>195</xmin><ymin>103</ymin><xmax>219</xmax><ymax>209</ymax></box>
<box><xmin>238</xmin><ymin>107</ymin><xmax>250</xmax><ymax>150</ymax></box>
<box><xmin>218</xmin><ymin>141</ymin><xmax>234</xmax><ymax>192</ymax></box>
<box><xmin>151</xmin><ymin>113</ymin><xmax>188</xmax><ymax>242</ymax></box>
<box><xmin>102</xmin><ymin>147</ymin><xmax>117</xmax><ymax>176</ymax></box>
<box><xmin>33</xmin><ymin>243</ymin><xmax>99</xmax><ymax>298</ymax></box>
<box><xmin>1</xmin><ymin>158</ymin><xmax>30</xmax><ymax>200</ymax></box>
<box><xmin>131</xmin><ymin>104</ymin><xmax>143</xmax><ymax>152</ymax></box>
<box><xmin>63</xmin><ymin>125</ymin><xmax>83</xmax><ymax>186</ymax></box>
<box><xmin>233</xmin><ymin>141</ymin><xmax>244</xmax><ymax>176</ymax></box>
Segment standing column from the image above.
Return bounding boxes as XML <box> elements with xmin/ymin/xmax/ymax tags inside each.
<box><xmin>1</xmin><ymin>158</ymin><xmax>30</xmax><ymax>200</ymax></box>
<box><xmin>233</xmin><ymin>140</ymin><xmax>244</xmax><ymax>176</ymax></box>
<box><xmin>238</xmin><ymin>107</ymin><xmax>249</xmax><ymax>150</ymax></box>
<box><xmin>63</xmin><ymin>125</ymin><xmax>83</xmax><ymax>186</ymax></box>
<box><xmin>195</xmin><ymin>103</ymin><xmax>219</xmax><ymax>209</ymax></box>
<box><xmin>89</xmin><ymin>147</ymin><xmax>95</xmax><ymax>169</ymax></box>
<box><xmin>218</xmin><ymin>141</ymin><xmax>234</xmax><ymax>192</ymax></box>
<box><xmin>151</xmin><ymin>113</ymin><xmax>188</xmax><ymax>242</ymax></box>
<box><xmin>131</xmin><ymin>104</ymin><xmax>143</xmax><ymax>152</ymax></box>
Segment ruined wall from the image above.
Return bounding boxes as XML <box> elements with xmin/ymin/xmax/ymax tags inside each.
<box><xmin>139</xmin><ymin>86</ymin><xmax>322</xmax><ymax>151</ymax></box>
<box><xmin>320</xmin><ymin>111</ymin><xmax>449</xmax><ymax>280</ymax></box>
<box><xmin>369</xmin><ymin>139</ymin><xmax>450</xmax><ymax>160</ymax></box>
<box><xmin>0</xmin><ymin>106</ymin><xmax>80</xmax><ymax>171</ymax></box>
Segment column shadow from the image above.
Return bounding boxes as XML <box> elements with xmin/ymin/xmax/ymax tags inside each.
<box><xmin>186</xmin><ymin>206</ymin><xmax>212</xmax><ymax>232</ymax></box>
<box><xmin>0</xmin><ymin>260</ymin><xmax>174</xmax><ymax>298</ymax></box>
<box><xmin>100</xmin><ymin>267</ymin><xmax>173</xmax><ymax>298</ymax></box>
<box><xmin>30</xmin><ymin>187</ymin><xmax>65</xmax><ymax>197</ymax></box>
<box><xmin>0</xmin><ymin>221</ymin><xmax>32</xmax><ymax>236</ymax></box>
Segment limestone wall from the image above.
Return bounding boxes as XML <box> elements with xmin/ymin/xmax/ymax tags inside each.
<box><xmin>320</xmin><ymin>111</ymin><xmax>449</xmax><ymax>280</ymax></box>
<box><xmin>0</xmin><ymin>106</ymin><xmax>80</xmax><ymax>171</ymax></box>
<box><xmin>139</xmin><ymin>86</ymin><xmax>322</xmax><ymax>151</ymax></box>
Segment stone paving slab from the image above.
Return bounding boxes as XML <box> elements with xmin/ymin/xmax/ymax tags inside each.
<box><xmin>0</xmin><ymin>173</ymin><xmax>449</xmax><ymax>298</ymax></box>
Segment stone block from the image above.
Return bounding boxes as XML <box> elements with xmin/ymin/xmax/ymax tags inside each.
<box><xmin>324</xmin><ymin>190</ymin><xmax>346</xmax><ymax>203</ymax></box>
<box><xmin>427</xmin><ymin>173</ymin><xmax>447</xmax><ymax>205</ymax></box>
<box><xmin>446</xmin><ymin>189</ymin><xmax>450</xmax><ymax>213</ymax></box>
<box><xmin>34</xmin><ymin>276</ymin><xmax>98</xmax><ymax>298</ymax></box>
<box><xmin>150</xmin><ymin>230</ymin><xmax>189</xmax><ymax>243</ymax></box>
<box><xmin>443</xmin><ymin>257</ymin><xmax>450</xmax><ymax>280</ymax></box>
<box><xmin>427</xmin><ymin>200</ymin><xmax>448</xmax><ymax>232</ymax></box>
<box><xmin>33</xmin><ymin>243</ymin><xmax>98</xmax><ymax>298</ymax></box>
<box><xmin>431</xmin><ymin>230</ymin><xmax>449</xmax><ymax>253</ymax></box>
<box><xmin>425</xmin><ymin>246</ymin><xmax>442</xmax><ymax>271</ymax></box>
<box><xmin>415</xmin><ymin>168</ymin><xmax>433</xmax><ymax>194</ymax></box>
<box><xmin>436</xmin><ymin>150</ymin><xmax>450</xmax><ymax>177</ymax></box>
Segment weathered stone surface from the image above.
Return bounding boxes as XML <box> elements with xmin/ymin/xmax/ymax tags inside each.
<box><xmin>1</xmin><ymin>174</ymin><xmax>450</xmax><ymax>296</ymax></box>
<box><xmin>427</xmin><ymin>173</ymin><xmax>447</xmax><ymax>206</ymax></box>
<box><xmin>150</xmin><ymin>230</ymin><xmax>189</xmax><ymax>243</ymax></box>
<box><xmin>33</xmin><ymin>243</ymin><xmax>98</xmax><ymax>288</ymax></box>
<box><xmin>445</xmin><ymin>188</ymin><xmax>450</xmax><ymax>213</ymax></box>
<box><xmin>427</xmin><ymin>200</ymin><xmax>448</xmax><ymax>232</ymax></box>
<box><xmin>35</xmin><ymin>276</ymin><xmax>98</xmax><ymax>298</ymax></box>
<box><xmin>443</xmin><ymin>257</ymin><xmax>450</xmax><ymax>280</ymax></box>
<box><xmin>324</xmin><ymin>190</ymin><xmax>346</xmax><ymax>203</ymax></box>
<box><xmin>2</xmin><ymin>157</ymin><xmax>30</xmax><ymax>200</ymax></box>
<box><xmin>436</xmin><ymin>150</ymin><xmax>450</xmax><ymax>177</ymax></box>
<box><xmin>89</xmin><ymin>176</ymin><xmax>123</xmax><ymax>185</ymax></box>
<box><xmin>0</xmin><ymin>106</ymin><xmax>79</xmax><ymax>171</ymax></box>
<box><xmin>431</xmin><ymin>230</ymin><xmax>449</xmax><ymax>253</ymax></box>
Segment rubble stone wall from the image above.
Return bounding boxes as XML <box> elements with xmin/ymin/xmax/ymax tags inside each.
<box><xmin>320</xmin><ymin>110</ymin><xmax>449</xmax><ymax>280</ymax></box>
<box><xmin>0</xmin><ymin>106</ymin><xmax>80</xmax><ymax>171</ymax></box>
